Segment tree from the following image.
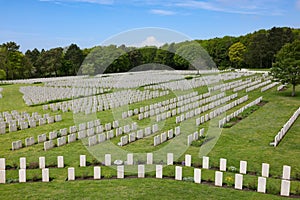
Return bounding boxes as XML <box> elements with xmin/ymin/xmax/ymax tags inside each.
<box><xmin>228</xmin><ymin>42</ymin><xmax>246</xmax><ymax>69</ymax></box>
<box><xmin>64</xmin><ymin>44</ymin><xmax>84</xmax><ymax>75</ymax></box>
<box><xmin>271</xmin><ymin>40</ymin><xmax>300</xmax><ymax>96</ymax></box>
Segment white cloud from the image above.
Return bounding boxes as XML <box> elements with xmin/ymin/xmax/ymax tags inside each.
<box><xmin>130</xmin><ymin>36</ymin><xmax>163</xmax><ymax>47</ymax></box>
<box><xmin>39</xmin><ymin>0</ymin><xmax>114</xmax><ymax>5</ymax></box>
<box><xmin>150</xmin><ymin>9</ymin><xmax>176</xmax><ymax>15</ymax></box>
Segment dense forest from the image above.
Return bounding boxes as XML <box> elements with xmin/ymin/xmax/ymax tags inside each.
<box><xmin>0</xmin><ymin>27</ymin><xmax>299</xmax><ymax>80</ymax></box>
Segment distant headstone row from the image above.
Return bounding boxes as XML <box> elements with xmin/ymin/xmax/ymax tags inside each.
<box><xmin>261</xmin><ymin>82</ymin><xmax>279</xmax><ymax>92</ymax></box>
<box><xmin>271</xmin><ymin>107</ymin><xmax>300</xmax><ymax>147</ymax></box>
<box><xmin>245</xmin><ymin>80</ymin><xmax>272</xmax><ymax>92</ymax></box>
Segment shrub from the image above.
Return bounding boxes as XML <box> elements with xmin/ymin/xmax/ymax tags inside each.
<box><xmin>228</xmin><ymin>166</ymin><xmax>237</xmax><ymax>172</ymax></box>
<box><xmin>225</xmin><ymin>176</ymin><xmax>234</xmax><ymax>187</ymax></box>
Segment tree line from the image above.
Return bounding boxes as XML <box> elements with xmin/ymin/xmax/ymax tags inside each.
<box><xmin>0</xmin><ymin>26</ymin><xmax>299</xmax><ymax>80</ymax></box>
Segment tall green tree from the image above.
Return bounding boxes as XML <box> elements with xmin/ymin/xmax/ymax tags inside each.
<box><xmin>271</xmin><ymin>40</ymin><xmax>300</xmax><ymax>96</ymax></box>
<box><xmin>228</xmin><ymin>42</ymin><xmax>246</xmax><ymax>69</ymax></box>
<box><xmin>64</xmin><ymin>44</ymin><xmax>84</xmax><ymax>75</ymax></box>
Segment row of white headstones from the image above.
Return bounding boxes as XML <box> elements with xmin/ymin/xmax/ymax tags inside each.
<box><xmin>272</xmin><ymin>107</ymin><xmax>300</xmax><ymax>147</ymax></box>
<box><xmin>261</xmin><ymin>82</ymin><xmax>280</xmax><ymax>92</ymax></box>
<box><xmin>0</xmin><ymin>154</ymin><xmax>292</xmax><ymax>197</ymax></box>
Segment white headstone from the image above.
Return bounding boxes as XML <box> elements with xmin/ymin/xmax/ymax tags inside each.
<box><xmin>239</xmin><ymin>161</ymin><xmax>247</xmax><ymax>174</ymax></box>
<box><xmin>0</xmin><ymin>158</ymin><xmax>5</xmax><ymax>170</ymax></box>
<box><xmin>94</xmin><ymin>166</ymin><xmax>101</xmax><ymax>180</ymax></box>
<box><xmin>234</xmin><ymin>174</ymin><xmax>243</xmax><ymax>190</ymax></box>
<box><xmin>117</xmin><ymin>165</ymin><xmax>124</xmax><ymax>179</ymax></box>
<box><xmin>0</xmin><ymin>170</ymin><xmax>5</xmax><ymax>184</ymax></box>
<box><xmin>175</xmin><ymin>166</ymin><xmax>182</xmax><ymax>181</ymax></box>
<box><xmin>167</xmin><ymin>153</ymin><xmax>173</xmax><ymax>165</ymax></box>
<box><xmin>202</xmin><ymin>156</ymin><xmax>209</xmax><ymax>169</ymax></box>
<box><xmin>68</xmin><ymin>167</ymin><xmax>75</xmax><ymax>181</ymax></box>
<box><xmin>156</xmin><ymin>165</ymin><xmax>163</xmax><ymax>179</ymax></box>
<box><xmin>185</xmin><ymin>154</ymin><xmax>191</xmax><ymax>167</ymax></box>
<box><xmin>257</xmin><ymin>177</ymin><xmax>266</xmax><ymax>193</ymax></box>
<box><xmin>19</xmin><ymin>169</ymin><xmax>26</xmax><ymax>183</ymax></box>
<box><xmin>20</xmin><ymin>157</ymin><xmax>26</xmax><ymax>169</ymax></box>
<box><xmin>138</xmin><ymin>165</ymin><xmax>145</xmax><ymax>178</ymax></box>
<box><xmin>127</xmin><ymin>153</ymin><xmax>133</xmax><ymax>165</ymax></box>
<box><xmin>39</xmin><ymin>157</ymin><xmax>45</xmax><ymax>169</ymax></box>
<box><xmin>262</xmin><ymin>163</ymin><xmax>269</xmax><ymax>177</ymax></box>
<box><xmin>194</xmin><ymin>168</ymin><xmax>201</xmax><ymax>184</ymax></box>
<box><xmin>282</xmin><ymin>165</ymin><xmax>291</xmax><ymax>180</ymax></box>
<box><xmin>220</xmin><ymin>158</ymin><xmax>227</xmax><ymax>171</ymax></box>
<box><xmin>215</xmin><ymin>171</ymin><xmax>223</xmax><ymax>186</ymax></box>
<box><xmin>80</xmin><ymin>155</ymin><xmax>86</xmax><ymax>167</ymax></box>
<box><xmin>57</xmin><ymin>156</ymin><xmax>64</xmax><ymax>168</ymax></box>
<box><xmin>147</xmin><ymin>153</ymin><xmax>153</xmax><ymax>165</ymax></box>
<box><xmin>105</xmin><ymin>154</ymin><xmax>111</xmax><ymax>166</ymax></box>
<box><xmin>42</xmin><ymin>168</ymin><xmax>49</xmax><ymax>182</ymax></box>
<box><xmin>280</xmin><ymin>180</ymin><xmax>290</xmax><ymax>196</ymax></box>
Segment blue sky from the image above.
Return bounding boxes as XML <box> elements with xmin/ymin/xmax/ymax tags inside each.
<box><xmin>0</xmin><ymin>0</ymin><xmax>300</xmax><ymax>51</ymax></box>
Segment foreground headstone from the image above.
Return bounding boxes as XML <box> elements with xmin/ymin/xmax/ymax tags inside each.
<box><xmin>202</xmin><ymin>156</ymin><xmax>209</xmax><ymax>169</ymax></box>
<box><xmin>167</xmin><ymin>153</ymin><xmax>173</xmax><ymax>165</ymax></box>
<box><xmin>94</xmin><ymin>166</ymin><xmax>101</xmax><ymax>180</ymax></box>
<box><xmin>215</xmin><ymin>171</ymin><xmax>223</xmax><ymax>186</ymax></box>
<box><xmin>185</xmin><ymin>154</ymin><xmax>191</xmax><ymax>167</ymax></box>
<box><xmin>57</xmin><ymin>156</ymin><xmax>64</xmax><ymax>168</ymax></box>
<box><xmin>0</xmin><ymin>170</ymin><xmax>5</xmax><ymax>183</ymax></box>
<box><xmin>220</xmin><ymin>158</ymin><xmax>227</xmax><ymax>171</ymax></box>
<box><xmin>19</xmin><ymin>169</ymin><xmax>26</xmax><ymax>183</ymax></box>
<box><xmin>138</xmin><ymin>165</ymin><xmax>145</xmax><ymax>178</ymax></box>
<box><xmin>235</xmin><ymin>174</ymin><xmax>243</xmax><ymax>190</ymax></box>
<box><xmin>239</xmin><ymin>160</ymin><xmax>247</xmax><ymax>174</ymax></box>
<box><xmin>80</xmin><ymin>155</ymin><xmax>86</xmax><ymax>167</ymax></box>
<box><xmin>117</xmin><ymin>165</ymin><xmax>124</xmax><ymax>179</ymax></box>
<box><xmin>20</xmin><ymin>157</ymin><xmax>26</xmax><ymax>169</ymax></box>
<box><xmin>105</xmin><ymin>154</ymin><xmax>111</xmax><ymax>166</ymax></box>
<box><xmin>147</xmin><ymin>153</ymin><xmax>153</xmax><ymax>165</ymax></box>
<box><xmin>194</xmin><ymin>168</ymin><xmax>201</xmax><ymax>184</ymax></box>
<box><xmin>68</xmin><ymin>167</ymin><xmax>75</xmax><ymax>181</ymax></box>
<box><xmin>39</xmin><ymin>157</ymin><xmax>45</xmax><ymax>169</ymax></box>
<box><xmin>0</xmin><ymin>158</ymin><xmax>5</xmax><ymax>170</ymax></box>
<box><xmin>257</xmin><ymin>177</ymin><xmax>266</xmax><ymax>193</ymax></box>
<box><xmin>262</xmin><ymin>163</ymin><xmax>269</xmax><ymax>177</ymax></box>
<box><xmin>156</xmin><ymin>165</ymin><xmax>163</xmax><ymax>179</ymax></box>
<box><xmin>282</xmin><ymin>165</ymin><xmax>291</xmax><ymax>180</ymax></box>
<box><xmin>280</xmin><ymin>180</ymin><xmax>290</xmax><ymax>196</ymax></box>
<box><xmin>175</xmin><ymin>166</ymin><xmax>182</xmax><ymax>180</ymax></box>
<box><xmin>42</xmin><ymin>168</ymin><xmax>49</xmax><ymax>182</ymax></box>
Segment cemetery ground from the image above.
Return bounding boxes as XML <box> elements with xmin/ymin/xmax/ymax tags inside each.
<box><xmin>0</xmin><ymin>72</ymin><xmax>299</xmax><ymax>199</ymax></box>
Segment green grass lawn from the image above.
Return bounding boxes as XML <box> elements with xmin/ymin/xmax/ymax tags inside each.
<box><xmin>0</xmin><ymin>76</ymin><xmax>299</xmax><ymax>199</ymax></box>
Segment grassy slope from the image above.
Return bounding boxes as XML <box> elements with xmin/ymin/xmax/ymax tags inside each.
<box><xmin>0</xmin><ymin>79</ymin><xmax>299</xmax><ymax>199</ymax></box>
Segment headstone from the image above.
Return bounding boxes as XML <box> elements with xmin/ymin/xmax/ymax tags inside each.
<box><xmin>174</xmin><ymin>126</ymin><xmax>180</xmax><ymax>136</ymax></box>
<box><xmin>185</xmin><ymin>154</ymin><xmax>191</xmax><ymax>167</ymax></box>
<box><xmin>117</xmin><ymin>165</ymin><xmax>124</xmax><ymax>178</ymax></box>
<box><xmin>215</xmin><ymin>171</ymin><xmax>223</xmax><ymax>186</ymax></box>
<box><xmin>98</xmin><ymin>133</ymin><xmax>106</xmax><ymax>143</ymax></box>
<box><xmin>68</xmin><ymin>167</ymin><xmax>75</xmax><ymax>181</ymax></box>
<box><xmin>0</xmin><ymin>158</ymin><xmax>5</xmax><ymax>170</ymax></box>
<box><xmin>282</xmin><ymin>165</ymin><xmax>291</xmax><ymax>180</ymax></box>
<box><xmin>38</xmin><ymin>134</ymin><xmax>47</xmax><ymax>143</ymax></box>
<box><xmin>257</xmin><ymin>177</ymin><xmax>266</xmax><ymax>193</ymax></box>
<box><xmin>156</xmin><ymin>165</ymin><xmax>163</xmax><ymax>178</ymax></box>
<box><xmin>187</xmin><ymin>134</ymin><xmax>193</xmax><ymax>146</ymax></box>
<box><xmin>88</xmin><ymin>135</ymin><xmax>97</xmax><ymax>147</ymax></box>
<box><xmin>138</xmin><ymin>165</ymin><xmax>145</xmax><ymax>178</ymax></box>
<box><xmin>147</xmin><ymin>153</ymin><xmax>153</xmax><ymax>165</ymax></box>
<box><xmin>137</xmin><ymin>130</ymin><xmax>144</xmax><ymax>139</ymax></box>
<box><xmin>80</xmin><ymin>155</ymin><xmax>86</xmax><ymax>167</ymax></box>
<box><xmin>105</xmin><ymin>154</ymin><xmax>111</xmax><ymax>166</ymax></box>
<box><xmin>57</xmin><ymin>156</ymin><xmax>64</xmax><ymax>168</ymax></box>
<box><xmin>220</xmin><ymin>158</ymin><xmax>227</xmax><ymax>171</ymax></box>
<box><xmin>68</xmin><ymin>133</ymin><xmax>76</xmax><ymax>143</ymax></box>
<box><xmin>129</xmin><ymin>132</ymin><xmax>136</xmax><ymax>143</ymax></box>
<box><xmin>44</xmin><ymin>140</ymin><xmax>54</xmax><ymax>151</ymax></box>
<box><xmin>19</xmin><ymin>169</ymin><xmax>26</xmax><ymax>183</ymax></box>
<box><xmin>60</xmin><ymin>128</ymin><xmax>68</xmax><ymax>136</ymax></box>
<box><xmin>127</xmin><ymin>153</ymin><xmax>133</xmax><ymax>165</ymax></box>
<box><xmin>0</xmin><ymin>170</ymin><xmax>5</xmax><ymax>183</ymax></box>
<box><xmin>153</xmin><ymin>135</ymin><xmax>161</xmax><ymax>146</ymax></box>
<box><xmin>20</xmin><ymin>157</ymin><xmax>26</xmax><ymax>169</ymax></box>
<box><xmin>57</xmin><ymin>136</ymin><xmax>67</xmax><ymax>147</ymax></box>
<box><xmin>78</xmin><ymin>131</ymin><xmax>87</xmax><ymax>139</ymax></box>
<box><xmin>49</xmin><ymin>131</ymin><xmax>57</xmax><ymax>140</ymax></box>
<box><xmin>280</xmin><ymin>180</ymin><xmax>290</xmax><ymax>196</ymax></box>
<box><xmin>175</xmin><ymin>166</ymin><xmax>182</xmax><ymax>180</ymax></box>
<box><xmin>167</xmin><ymin>153</ymin><xmax>173</xmax><ymax>165</ymax></box>
<box><xmin>240</xmin><ymin>161</ymin><xmax>247</xmax><ymax>174</ymax></box>
<box><xmin>202</xmin><ymin>156</ymin><xmax>209</xmax><ymax>169</ymax></box>
<box><xmin>194</xmin><ymin>168</ymin><xmax>201</xmax><ymax>184</ymax></box>
<box><xmin>262</xmin><ymin>163</ymin><xmax>269</xmax><ymax>177</ymax></box>
<box><xmin>42</xmin><ymin>168</ymin><xmax>49</xmax><ymax>182</ymax></box>
<box><xmin>39</xmin><ymin>157</ymin><xmax>45</xmax><ymax>169</ymax></box>
<box><xmin>167</xmin><ymin>129</ymin><xmax>173</xmax><ymax>139</ymax></box>
<box><xmin>235</xmin><ymin>174</ymin><xmax>243</xmax><ymax>190</ymax></box>
<box><xmin>87</xmin><ymin>128</ymin><xmax>95</xmax><ymax>137</ymax></box>
<box><xmin>161</xmin><ymin>132</ymin><xmax>167</xmax><ymax>143</ymax></box>
<box><xmin>94</xmin><ymin>166</ymin><xmax>101</xmax><ymax>180</ymax></box>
